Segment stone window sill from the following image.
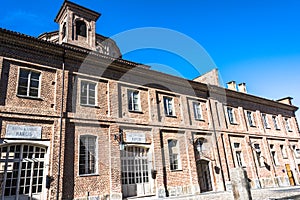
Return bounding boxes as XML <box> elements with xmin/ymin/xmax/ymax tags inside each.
<box><xmin>16</xmin><ymin>95</ymin><xmax>43</xmax><ymax>101</ymax></box>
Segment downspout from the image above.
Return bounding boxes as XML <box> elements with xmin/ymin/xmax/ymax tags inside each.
<box><xmin>56</xmin><ymin>49</ymin><xmax>66</xmax><ymax>200</ymax></box>
<box><xmin>208</xmin><ymin>97</ymin><xmax>226</xmax><ymax>191</ymax></box>
<box><xmin>221</xmin><ymin>133</ymin><xmax>231</xmax><ymax>181</ymax></box>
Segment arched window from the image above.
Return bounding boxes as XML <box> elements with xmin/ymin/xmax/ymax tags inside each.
<box><xmin>76</xmin><ymin>20</ymin><xmax>87</xmax><ymax>37</ymax></box>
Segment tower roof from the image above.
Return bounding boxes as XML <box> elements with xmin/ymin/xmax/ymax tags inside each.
<box><xmin>54</xmin><ymin>0</ymin><xmax>101</xmax><ymax>23</ymax></box>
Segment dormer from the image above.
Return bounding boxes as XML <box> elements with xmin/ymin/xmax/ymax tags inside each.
<box><xmin>54</xmin><ymin>1</ymin><xmax>101</xmax><ymax>50</ymax></box>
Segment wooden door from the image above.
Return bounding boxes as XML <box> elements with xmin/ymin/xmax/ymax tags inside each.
<box><xmin>285</xmin><ymin>164</ymin><xmax>295</xmax><ymax>186</ymax></box>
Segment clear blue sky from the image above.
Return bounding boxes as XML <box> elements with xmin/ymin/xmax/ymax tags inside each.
<box><xmin>1</xmin><ymin>0</ymin><xmax>300</xmax><ymax>119</ymax></box>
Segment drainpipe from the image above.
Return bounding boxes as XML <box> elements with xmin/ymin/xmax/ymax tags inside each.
<box><xmin>208</xmin><ymin>97</ymin><xmax>226</xmax><ymax>191</ymax></box>
<box><xmin>221</xmin><ymin>133</ymin><xmax>231</xmax><ymax>181</ymax></box>
<box><xmin>56</xmin><ymin>49</ymin><xmax>66</xmax><ymax>200</ymax></box>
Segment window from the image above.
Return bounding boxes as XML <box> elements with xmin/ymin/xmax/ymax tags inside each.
<box><xmin>254</xmin><ymin>144</ymin><xmax>264</xmax><ymax>167</ymax></box>
<box><xmin>285</xmin><ymin>118</ymin><xmax>292</xmax><ymax>132</ymax></box>
<box><xmin>168</xmin><ymin>139</ymin><xmax>181</xmax><ymax>170</ymax></box>
<box><xmin>262</xmin><ymin>113</ymin><xmax>269</xmax><ymax>129</ymax></box>
<box><xmin>233</xmin><ymin>142</ymin><xmax>244</xmax><ymax>167</ymax></box>
<box><xmin>62</xmin><ymin>22</ymin><xmax>66</xmax><ymax>39</ymax></box>
<box><xmin>236</xmin><ymin>151</ymin><xmax>243</xmax><ymax>167</ymax></box>
<box><xmin>247</xmin><ymin>111</ymin><xmax>255</xmax><ymax>127</ymax></box>
<box><xmin>128</xmin><ymin>90</ymin><xmax>140</xmax><ymax>112</ymax></box>
<box><xmin>80</xmin><ymin>81</ymin><xmax>96</xmax><ymax>106</ymax></box>
<box><xmin>79</xmin><ymin>135</ymin><xmax>97</xmax><ymax>175</ymax></box>
<box><xmin>17</xmin><ymin>68</ymin><xmax>41</xmax><ymax>98</ymax></box>
<box><xmin>270</xmin><ymin>144</ymin><xmax>279</xmax><ymax>166</ymax></box>
<box><xmin>164</xmin><ymin>97</ymin><xmax>175</xmax><ymax>116</ymax></box>
<box><xmin>234</xmin><ymin>143</ymin><xmax>240</xmax><ymax>148</ymax></box>
<box><xmin>292</xmin><ymin>145</ymin><xmax>300</xmax><ymax>158</ymax></box>
<box><xmin>193</xmin><ymin>102</ymin><xmax>203</xmax><ymax>120</ymax></box>
<box><xmin>76</xmin><ymin>20</ymin><xmax>87</xmax><ymax>37</ymax></box>
<box><xmin>227</xmin><ymin>107</ymin><xmax>235</xmax><ymax>124</ymax></box>
<box><xmin>280</xmin><ymin>145</ymin><xmax>288</xmax><ymax>159</ymax></box>
<box><xmin>272</xmin><ymin>116</ymin><xmax>280</xmax><ymax>130</ymax></box>
<box><xmin>0</xmin><ymin>145</ymin><xmax>47</xmax><ymax>197</ymax></box>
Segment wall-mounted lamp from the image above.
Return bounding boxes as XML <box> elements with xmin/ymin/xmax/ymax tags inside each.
<box><xmin>0</xmin><ymin>139</ymin><xmax>7</xmax><ymax>144</ymax></box>
<box><xmin>114</xmin><ymin>129</ymin><xmax>125</xmax><ymax>150</ymax></box>
<box><xmin>190</xmin><ymin>138</ymin><xmax>204</xmax><ymax>153</ymax></box>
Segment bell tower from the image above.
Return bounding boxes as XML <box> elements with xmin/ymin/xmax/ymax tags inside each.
<box><xmin>54</xmin><ymin>1</ymin><xmax>101</xmax><ymax>50</ymax></box>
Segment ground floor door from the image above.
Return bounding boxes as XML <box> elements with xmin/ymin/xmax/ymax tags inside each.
<box><xmin>196</xmin><ymin>159</ymin><xmax>212</xmax><ymax>192</ymax></box>
<box><xmin>121</xmin><ymin>146</ymin><xmax>151</xmax><ymax>198</ymax></box>
<box><xmin>0</xmin><ymin>144</ymin><xmax>47</xmax><ymax>200</ymax></box>
<box><xmin>285</xmin><ymin>164</ymin><xmax>295</xmax><ymax>186</ymax></box>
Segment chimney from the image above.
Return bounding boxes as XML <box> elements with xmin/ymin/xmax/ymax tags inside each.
<box><xmin>238</xmin><ymin>83</ymin><xmax>247</xmax><ymax>93</ymax></box>
<box><xmin>227</xmin><ymin>81</ymin><xmax>237</xmax><ymax>91</ymax></box>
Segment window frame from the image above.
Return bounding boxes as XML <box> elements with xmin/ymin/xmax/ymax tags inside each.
<box><xmin>17</xmin><ymin>68</ymin><xmax>41</xmax><ymax>98</ymax></box>
<box><xmin>168</xmin><ymin>139</ymin><xmax>181</xmax><ymax>171</ymax></box>
<box><xmin>79</xmin><ymin>135</ymin><xmax>98</xmax><ymax>176</ymax></box>
<box><xmin>270</xmin><ymin>144</ymin><xmax>279</xmax><ymax>166</ymax></box>
<box><xmin>272</xmin><ymin>116</ymin><xmax>280</xmax><ymax>130</ymax></box>
<box><xmin>227</xmin><ymin>107</ymin><xmax>236</xmax><ymax>124</ymax></box>
<box><xmin>163</xmin><ymin>96</ymin><xmax>175</xmax><ymax>117</ymax></box>
<box><xmin>280</xmin><ymin>145</ymin><xmax>288</xmax><ymax>159</ymax></box>
<box><xmin>253</xmin><ymin>143</ymin><xmax>264</xmax><ymax>167</ymax></box>
<box><xmin>80</xmin><ymin>80</ymin><xmax>97</xmax><ymax>106</ymax></box>
<box><xmin>233</xmin><ymin>142</ymin><xmax>245</xmax><ymax>167</ymax></box>
<box><xmin>285</xmin><ymin>118</ymin><xmax>292</xmax><ymax>132</ymax></box>
<box><xmin>76</xmin><ymin>20</ymin><xmax>87</xmax><ymax>38</ymax></box>
<box><xmin>128</xmin><ymin>90</ymin><xmax>141</xmax><ymax>112</ymax></box>
<box><xmin>292</xmin><ymin>145</ymin><xmax>300</xmax><ymax>158</ymax></box>
<box><xmin>193</xmin><ymin>102</ymin><xmax>203</xmax><ymax>120</ymax></box>
<box><xmin>235</xmin><ymin>151</ymin><xmax>244</xmax><ymax>167</ymax></box>
<box><xmin>262</xmin><ymin>113</ymin><xmax>270</xmax><ymax>129</ymax></box>
<box><xmin>246</xmin><ymin>111</ymin><xmax>255</xmax><ymax>127</ymax></box>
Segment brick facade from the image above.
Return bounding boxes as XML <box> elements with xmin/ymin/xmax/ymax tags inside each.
<box><xmin>0</xmin><ymin>1</ymin><xmax>300</xmax><ymax>200</ymax></box>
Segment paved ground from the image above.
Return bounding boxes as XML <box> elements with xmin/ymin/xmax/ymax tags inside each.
<box><xmin>126</xmin><ymin>186</ymin><xmax>300</xmax><ymax>200</ymax></box>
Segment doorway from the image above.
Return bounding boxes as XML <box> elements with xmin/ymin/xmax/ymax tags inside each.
<box><xmin>196</xmin><ymin>159</ymin><xmax>213</xmax><ymax>192</ymax></box>
<box><xmin>285</xmin><ymin>164</ymin><xmax>295</xmax><ymax>186</ymax></box>
<box><xmin>121</xmin><ymin>146</ymin><xmax>151</xmax><ymax>198</ymax></box>
<box><xmin>0</xmin><ymin>144</ymin><xmax>47</xmax><ymax>200</ymax></box>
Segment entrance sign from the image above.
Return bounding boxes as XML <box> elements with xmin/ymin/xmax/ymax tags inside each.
<box><xmin>126</xmin><ymin>133</ymin><xmax>146</xmax><ymax>143</ymax></box>
<box><xmin>6</xmin><ymin>124</ymin><xmax>42</xmax><ymax>139</ymax></box>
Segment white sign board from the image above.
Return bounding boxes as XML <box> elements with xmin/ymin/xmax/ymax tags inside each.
<box><xmin>126</xmin><ymin>133</ymin><xmax>146</xmax><ymax>143</ymax></box>
<box><xmin>6</xmin><ymin>124</ymin><xmax>42</xmax><ymax>139</ymax></box>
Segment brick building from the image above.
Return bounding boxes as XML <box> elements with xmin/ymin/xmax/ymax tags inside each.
<box><xmin>0</xmin><ymin>1</ymin><xmax>299</xmax><ymax>200</ymax></box>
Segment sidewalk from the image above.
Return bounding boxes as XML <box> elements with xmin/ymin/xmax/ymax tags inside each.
<box><xmin>126</xmin><ymin>186</ymin><xmax>300</xmax><ymax>200</ymax></box>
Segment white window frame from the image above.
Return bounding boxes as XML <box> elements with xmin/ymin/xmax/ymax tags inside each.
<box><xmin>272</xmin><ymin>116</ymin><xmax>280</xmax><ymax>130</ymax></box>
<box><xmin>280</xmin><ymin>145</ymin><xmax>288</xmax><ymax>159</ymax></box>
<box><xmin>246</xmin><ymin>111</ymin><xmax>255</xmax><ymax>127</ymax></box>
<box><xmin>233</xmin><ymin>142</ymin><xmax>245</xmax><ymax>167</ymax></box>
<box><xmin>235</xmin><ymin>151</ymin><xmax>244</xmax><ymax>167</ymax></box>
<box><xmin>168</xmin><ymin>139</ymin><xmax>181</xmax><ymax>171</ymax></box>
<box><xmin>164</xmin><ymin>96</ymin><xmax>175</xmax><ymax>116</ymax></box>
<box><xmin>80</xmin><ymin>80</ymin><xmax>97</xmax><ymax>106</ymax></box>
<box><xmin>227</xmin><ymin>107</ymin><xmax>236</xmax><ymax>124</ymax></box>
<box><xmin>262</xmin><ymin>113</ymin><xmax>270</xmax><ymax>129</ymax></box>
<box><xmin>285</xmin><ymin>118</ymin><xmax>292</xmax><ymax>132</ymax></box>
<box><xmin>79</xmin><ymin>135</ymin><xmax>98</xmax><ymax>175</ymax></box>
<box><xmin>128</xmin><ymin>90</ymin><xmax>141</xmax><ymax>112</ymax></box>
<box><xmin>253</xmin><ymin>143</ymin><xmax>264</xmax><ymax>167</ymax></box>
<box><xmin>270</xmin><ymin>144</ymin><xmax>279</xmax><ymax>166</ymax></box>
<box><xmin>292</xmin><ymin>145</ymin><xmax>300</xmax><ymax>158</ymax></box>
<box><xmin>17</xmin><ymin>68</ymin><xmax>41</xmax><ymax>98</ymax></box>
<box><xmin>193</xmin><ymin>102</ymin><xmax>203</xmax><ymax>120</ymax></box>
